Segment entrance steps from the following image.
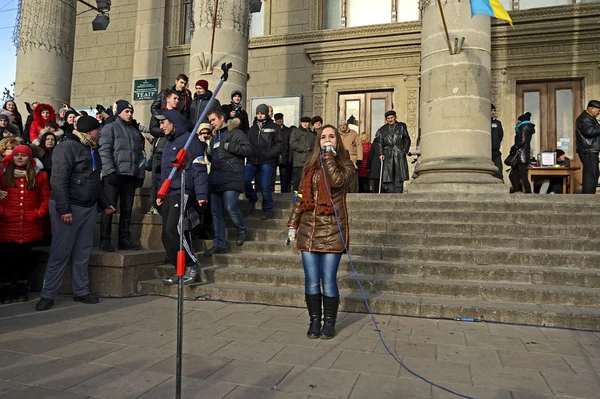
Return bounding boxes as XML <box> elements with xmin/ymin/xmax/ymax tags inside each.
<box><xmin>133</xmin><ymin>193</ymin><xmax>600</xmax><ymax>329</ymax></box>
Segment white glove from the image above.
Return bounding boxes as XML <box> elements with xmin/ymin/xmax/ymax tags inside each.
<box><xmin>286</xmin><ymin>227</ymin><xmax>297</xmax><ymax>245</ymax></box>
<box><xmin>322</xmin><ymin>142</ymin><xmax>337</xmax><ymax>156</ymax></box>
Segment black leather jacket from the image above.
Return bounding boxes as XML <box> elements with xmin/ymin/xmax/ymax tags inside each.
<box><xmin>491</xmin><ymin>117</ymin><xmax>504</xmax><ymax>152</ymax></box>
<box><xmin>576</xmin><ymin>110</ymin><xmax>600</xmax><ymax>154</ymax></box>
<box><xmin>512</xmin><ymin>121</ymin><xmax>535</xmax><ymax>164</ymax></box>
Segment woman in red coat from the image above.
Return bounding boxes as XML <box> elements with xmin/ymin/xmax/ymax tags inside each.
<box><xmin>0</xmin><ymin>144</ymin><xmax>50</xmax><ymax>303</ymax></box>
<box><xmin>357</xmin><ymin>133</ymin><xmax>372</xmax><ymax>192</ymax></box>
<box><xmin>29</xmin><ymin>104</ymin><xmax>56</xmax><ymax>145</ymax></box>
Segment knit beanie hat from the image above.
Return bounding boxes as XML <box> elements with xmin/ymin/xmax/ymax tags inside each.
<box><xmin>256</xmin><ymin>104</ymin><xmax>269</xmax><ymax>116</ymax></box>
<box><xmin>114</xmin><ymin>100</ymin><xmax>134</xmax><ymax>117</ymax></box>
<box><xmin>2</xmin><ymin>144</ymin><xmax>33</xmax><ymax>168</ymax></box>
<box><xmin>231</xmin><ymin>90</ymin><xmax>242</xmax><ymax>100</ymax></box>
<box><xmin>518</xmin><ymin>112</ymin><xmax>532</xmax><ymax>122</ymax></box>
<box><xmin>197</xmin><ymin>123</ymin><xmax>212</xmax><ymax>135</ymax></box>
<box><xmin>195</xmin><ymin>80</ymin><xmax>209</xmax><ymax>90</ymax></box>
<box><xmin>77</xmin><ymin>115</ymin><xmax>101</xmax><ymax>133</ymax></box>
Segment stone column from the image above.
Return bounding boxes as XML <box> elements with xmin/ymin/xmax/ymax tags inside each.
<box><xmin>188</xmin><ymin>0</ymin><xmax>250</xmax><ymax>108</ymax></box>
<box><xmin>410</xmin><ymin>0</ymin><xmax>505</xmax><ymax>193</ymax></box>
<box><xmin>132</xmin><ymin>0</ymin><xmax>166</xmax><ymax>130</ymax></box>
<box><xmin>14</xmin><ymin>0</ymin><xmax>77</xmax><ymax>110</ymax></box>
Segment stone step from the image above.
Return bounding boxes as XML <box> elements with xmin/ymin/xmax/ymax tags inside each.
<box><xmin>223</xmin><ymin>240</ymin><xmax>600</xmax><ymax>269</ymax></box>
<box><xmin>227</xmin><ymin>228</ymin><xmax>600</xmax><ymax>252</ymax></box>
<box><xmin>136</xmin><ymin>280</ymin><xmax>600</xmax><ymax>330</ymax></box>
<box><xmin>155</xmin><ymin>253</ymin><xmax>600</xmax><ymax>288</ymax></box>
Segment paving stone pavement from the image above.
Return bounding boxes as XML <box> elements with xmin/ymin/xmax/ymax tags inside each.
<box><xmin>0</xmin><ymin>295</ymin><xmax>599</xmax><ymax>398</ymax></box>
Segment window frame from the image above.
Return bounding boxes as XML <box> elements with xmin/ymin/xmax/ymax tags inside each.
<box><xmin>321</xmin><ymin>0</ymin><xmax>421</xmax><ymax>29</ymax></box>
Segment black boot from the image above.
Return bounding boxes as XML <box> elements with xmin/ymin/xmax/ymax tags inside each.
<box><xmin>305</xmin><ymin>294</ymin><xmax>322</xmax><ymax>339</ymax></box>
<box><xmin>0</xmin><ymin>283</ymin><xmax>12</xmax><ymax>304</ymax></box>
<box><xmin>320</xmin><ymin>295</ymin><xmax>340</xmax><ymax>339</ymax></box>
<box><xmin>14</xmin><ymin>280</ymin><xmax>31</xmax><ymax>302</ymax></box>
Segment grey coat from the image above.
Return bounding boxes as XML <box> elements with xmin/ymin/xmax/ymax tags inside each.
<box><xmin>99</xmin><ymin>117</ymin><xmax>146</xmax><ymax>179</ymax></box>
<box><xmin>375</xmin><ymin>121</ymin><xmax>411</xmax><ymax>183</ymax></box>
<box><xmin>290</xmin><ymin>126</ymin><xmax>316</xmax><ymax>168</ymax></box>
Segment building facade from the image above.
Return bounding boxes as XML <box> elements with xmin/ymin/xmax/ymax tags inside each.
<box><xmin>67</xmin><ymin>0</ymin><xmax>600</xmax><ymax>188</ymax></box>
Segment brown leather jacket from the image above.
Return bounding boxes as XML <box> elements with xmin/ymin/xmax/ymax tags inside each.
<box><xmin>287</xmin><ymin>153</ymin><xmax>354</xmax><ymax>253</ymax></box>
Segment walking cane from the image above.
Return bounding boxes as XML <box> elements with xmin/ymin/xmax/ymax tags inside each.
<box><xmin>157</xmin><ymin>62</ymin><xmax>232</xmax><ymax>399</ymax></box>
<box><xmin>378</xmin><ymin>158</ymin><xmax>384</xmax><ymax>194</ymax></box>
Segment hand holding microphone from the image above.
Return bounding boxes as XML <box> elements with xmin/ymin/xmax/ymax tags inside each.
<box><xmin>322</xmin><ymin>142</ymin><xmax>337</xmax><ymax>156</ymax></box>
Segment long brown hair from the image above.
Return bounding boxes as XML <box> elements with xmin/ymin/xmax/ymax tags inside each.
<box><xmin>5</xmin><ymin>159</ymin><xmax>36</xmax><ymax>190</ymax></box>
<box><xmin>301</xmin><ymin>124</ymin><xmax>350</xmax><ymax>181</ymax></box>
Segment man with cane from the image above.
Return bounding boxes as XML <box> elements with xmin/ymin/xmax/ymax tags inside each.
<box><xmin>375</xmin><ymin>110</ymin><xmax>411</xmax><ymax>193</ymax></box>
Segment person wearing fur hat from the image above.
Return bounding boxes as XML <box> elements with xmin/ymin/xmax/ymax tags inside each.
<box><xmin>151</xmin><ymin>74</ymin><xmax>192</xmax><ymax>118</ymax></box>
<box><xmin>244</xmin><ymin>103</ymin><xmax>283</xmax><ymax>220</ymax></box>
<box><xmin>222</xmin><ymin>90</ymin><xmax>250</xmax><ymax>133</ymax></box>
<box><xmin>29</xmin><ymin>104</ymin><xmax>56</xmax><ymax>145</ymax></box>
<box><xmin>508</xmin><ymin>112</ymin><xmax>535</xmax><ymax>193</ymax></box>
<box><xmin>203</xmin><ymin>109</ymin><xmax>252</xmax><ymax>256</ymax></box>
<box><xmin>576</xmin><ymin>100</ymin><xmax>600</xmax><ymax>194</ymax></box>
<box><xmin>0</xmin><ymin>113</ymin><xmax>19</xmax><ymax>138</ymax></box>
<box><xmin>374</xmin><ymin>110</ymin><xmax>411</xmax><ymax>193</ymax></box>
<box><xmin>3</xmin><ymin>100</ymin><xmax>23</xmax><ymax>135</ymax></box>
<box><xmin>0</xmin><ymin>144</ymin><xmax>50</xmax><ymax>304</ymax></box>
<box><xmin>98</xmin><ymin>100</ymin><xmax>146</xmax><ymax>252</ymax></box>
<box><xmin>35</xmin><ymin>116</ymin><xmax>115</xmax><ymax>311</ymax></box>
<box><xmin>189</xmin><ymin>79</ymin><xmax>221</xmax><ymax>129</ymax></box>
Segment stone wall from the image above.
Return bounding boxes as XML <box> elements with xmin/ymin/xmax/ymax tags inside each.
<box><xmin>268</xmin><ymin>0</ymin><xmax>311</xmax><ymax>36</ymax></box>
<box><xmin>70</xmin><ymin>0</ymin><xmax>137</xmax><ymax>108</ymax></box>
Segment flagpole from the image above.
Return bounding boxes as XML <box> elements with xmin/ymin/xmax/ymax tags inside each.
<box><xmin>437</xmin><ymin>0</ymin><xmax>453</xmax><ymax>53</ymax></box>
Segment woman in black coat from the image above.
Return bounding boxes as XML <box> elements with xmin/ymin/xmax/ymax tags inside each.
<box><xmin>509</xmin><ymin>112</ymin><xmax>535</xmax><ymax>193</ymax></box>
<box><xmin>367</xmin><ymin>136</ymin><xmax>382</xmax><ymax>192</ymax></box>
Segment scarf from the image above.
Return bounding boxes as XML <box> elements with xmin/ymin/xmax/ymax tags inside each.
<box><xmin>297</xmin><ymin>166</ymin><xmax>335</xmax><ymax>216</ymax></box>
<box><xmin>14</xmin><ymin>168</ymin><xmax>27</xmax><ymax>178</ymax></box>
<box><xmin>514</xmin><ymin>120</ymin><xmax>533</xmax><ymax>133</ymax></box>
<box><xmin>73</xmin><ymin>130</ymin><xmax>97</xmax><ymax>149</ymax></box>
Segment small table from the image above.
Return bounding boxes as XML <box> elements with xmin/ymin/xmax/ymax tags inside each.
<box><xmin>527</xmin><ymin>166</ymin><xmax>580</xmax><ymax>194</ymax></box>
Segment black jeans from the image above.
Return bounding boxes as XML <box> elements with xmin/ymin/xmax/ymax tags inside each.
<box><xmin>161</xmin><ymin>194</ymin><xmax>196</xmax><ymax>267</ymax></box>
<box><xmin>492</xmin><ymin>150</ymin><xmax>503</xmax><ymax>180</ymax></box>
<box><xmin>100</xmin><ymin>175</ymin><xmax>137</xmax><ymax>244</ymax></box>
<box><xmin>292</xmin><ymin>167</ymin><xmax>304</xmax><ymax>191</ymax></box>
<box><xmin>509</xmin><ymin>163</ymin><xmax>531</xmax><ymax>193</ymax></box>
<box><xmin>579</xmin><ymin>152</ymin><xmax>599</xmax><ymax>194</ymax></box>
<box><xmin>359</xmin><ymin>177</ymin><xmax>370</xmax><ymax>193</ymax></box>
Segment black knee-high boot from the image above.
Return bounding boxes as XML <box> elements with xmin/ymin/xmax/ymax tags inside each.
<box><xmin>305</xmin><ymin>294</ymin><xmax>322</xmax><ymax>339</ymax></box>
<box><xmin>321</xmin><ymin>295</ymin><xmax>340</xmax><ymax>339</ymax></box>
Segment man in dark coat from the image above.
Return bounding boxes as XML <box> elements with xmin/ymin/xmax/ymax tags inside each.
<box><xmin>155</xmin><ymin>110</ymin><xmax>208</xmax><ymax>285</ymax></box>
<box><xmin>273</xmin><ymin>113</ymin><xmax>293</xmax><ymax>193</ymax></box>
<box><xmin>203</xmin><ymin>109</ymin><xmax>252</xmax><ymax>256</ymax></box>
<box><xmin>576</xmin><ymin>100</ymin><xmax>600</xmax><ymax>194</ymax></box>
<box><xmin>188</xmin><ymin>79</ymin><xmax>221</xmax><ymax>130</ymax></box>
<box><xmin>375</xmin><ymin>110</ymin><xmax>411</xmax><ymax>193</ymax></box>
<box><xmin>222</xmin><ymin>90</ymin><xmax>250</xmax><ymax>133</ymax></box>
<box><xmin>244</xmin><ymin>104</ymin><xmax>283</xmax><ymax>219</ymax></box>
<box><xmin>151</xmin><ymin>74</ymin><xmax>192</xmax><ymax>118</ymax></box>
<box><xmin>290</xmin><ymin>116</ymin><xmax>315</xmax><ymax>191</ymax></box>
<box><xmin>36</xmin><ymin>116</ymin><xmax>116</xmax><ymax>311</ymax></box>
<box><xmin>491</xmin><ymin>104</ymin><xmax>504</xmax><ymax>180</ymax></box>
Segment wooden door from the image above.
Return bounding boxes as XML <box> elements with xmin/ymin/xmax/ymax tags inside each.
<box><xmin>339</xmin><ymin>91</ymin><xmax>393</xmax><ymax>142</ymax></box>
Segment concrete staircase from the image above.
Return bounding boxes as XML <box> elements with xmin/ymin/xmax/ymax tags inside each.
<box><xmin>136</xmin><ymin>193</ymin><xmax>600</xmax><ymax>330</ymax></box>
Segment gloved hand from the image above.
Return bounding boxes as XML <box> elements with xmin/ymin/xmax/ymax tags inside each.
<box><xmin>322</xmin><ymin>142</ymin><xmax>337</xmax><ymax>156</ymax></box>
<box><xmin>286</xmin><ymin>227</ymin><xmax>297</xmax><ymax>245</ymax></box>
<box><xmin>135</xmin><ymin>178</ymin><xmax>145</xmax><ymax>188</ymax></box>
<box><xmin>104</xmin><ymin>173</ymin><xmax>119</xmax><ymax>187</ymax></box>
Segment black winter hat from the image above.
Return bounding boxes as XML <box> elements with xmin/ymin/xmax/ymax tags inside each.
<box><xmin>385</xmin><ymin>110</ymin><xmax>396</xmax><ymax>118</ymax></box>
<box><xmin>491</xmin><ymin>104</ymin><xmax>496</xmax><ymax>111</ymax></box>
<box><xmin>256</xmin><ymin>104</ymin><xmax>269</xmax><ymax>115</ymax></box>
<box><xmin>114</xmin><ymin>100</ymin><xmax>134</xmax><ymax>117</ymax></box>
<box><xmin>231</xmin><ymin>90</ymin><xmax>242</xmax><ymax>100</ymax></box>
<box><xmin>274</xmin><ymin>113</ymin><xmax>284</xmax><ymax>120</ymax></box>
<box><xmin>518</xmin><ymin>112</ymin><xmax>532</xmax><ymax>122</ymax></box>
<box><xmin>555</xmin><ymin>149</ymin><xmax>566</xmax><ymax>158</ymax></box>
<box><xmin>587</xmin><ymin>100</ymin><xmax>600</xmax><ymax>109</ymax></box>
<box><xmin>300</xmin><ymin>116</ymin><xmax>312</xmax><ymax>123</ymax></box>
<box><xmin>77</xmin><ymin>115</ymin><xmax>101</xmax><ymax>133</ymax></box>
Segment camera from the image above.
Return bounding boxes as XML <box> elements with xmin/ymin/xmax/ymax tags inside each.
<box><xmin>233</xmin><ymin>105</ymin><xmax>242</xmax><ymax>117</ymax></box>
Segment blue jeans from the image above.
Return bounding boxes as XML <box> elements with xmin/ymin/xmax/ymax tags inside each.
<box><xmin>301</xmin><ymin>251</ymin><xmax>343</xmax><ymax>297</ymax></box>
<box><xmin>210</xmin><ymin>190</ymin><xmax>246</xmax><ymax>248</ymax></box>
<box><xmin>244</xmin><ymin>163</ymin><xmax>274</xmax><ymax>215</ymax></box>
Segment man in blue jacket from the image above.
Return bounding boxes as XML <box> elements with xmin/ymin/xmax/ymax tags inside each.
<box><xmin>155</xmin><ymin>110</ymin><xmax>208</xmax><ymax>285</ymax></box>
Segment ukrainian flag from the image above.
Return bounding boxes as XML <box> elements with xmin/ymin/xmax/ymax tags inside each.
<box><xmin>470</xmin><ymin>0</ymin><xmax>514</xmax><ymax>28</ymax></box>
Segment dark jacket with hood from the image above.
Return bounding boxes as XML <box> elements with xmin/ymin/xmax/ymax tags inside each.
<box><xmin>160</xmin><ymin>111</ymin><xmax>208</xmax><ymax>200</ymax></box>
<box><xmin>246</xmin><ymin>117</ymin><xmax>283</xmax><ymax>166</ymax></box>
<box><xmin>50</xmin><ymin>130</ymin><xmax>111</xmax><ymax>215</ymax></box>
<box><xmin>206</xmin><ymin>118</ymin><xmax>252</xmax><ymax>193</ymax></box>
<box><xmin>151</xmin><ymin>85</ymin><xmax>192</xmax><ymax>117</ymax></box>
<box><xmin>290</xmin><ymin>125</ymin><xmax>316</xmax><ymax>168</ymax></box>
<box><xmin>512</xmin><ymin>120</ymin><xmax>536</xmax><ymax>164</ymax></box>
<box><xmin>491</xmin><ymin>117</ymin><xmax>504</xmax><ymax>153</ymax></box>
<box><xmin>576</xmin><ymin>110</ymin><xmax>600</xmax><ymax>154</ymax></box>
<box><xmin>189</xmin><ymin>90</ymin><xmax>221</xmax><ymax>130</ymax></box>
<box><xmin>99</xmin><ymin>117</ymin><xmax>146</xmax><ymax>178</ymax></box>
<box><xmin>222</xmin><ymin>102</ymin><xmax>250</xmax><ymax>133</ymax></box>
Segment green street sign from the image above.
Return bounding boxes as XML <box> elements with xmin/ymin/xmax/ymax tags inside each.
<box><xmin>133</xmin><ymin>78</ymin><xmax>159</xmax><ymax>101</ymax></box>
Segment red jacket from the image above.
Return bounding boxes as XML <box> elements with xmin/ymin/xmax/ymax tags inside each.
<box><xmin>0</xmin><ymin>170</ymin><xmax>50</xmax><ymax>244</ymax></box>
<box><xmin>29</xmin><ymin>103</ymin><xmax>56</xmax><ymax>144</ymax></box>
<box><xmin>358</xmin><ymin>142</ymin><xmax>372</xmax><ymax>178</ymax></box>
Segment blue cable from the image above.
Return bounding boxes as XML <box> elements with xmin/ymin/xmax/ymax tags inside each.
<box><xmin>318</xmin><ymin>153</ymin><xmax>475</xmax><ymax>399</ymax></box>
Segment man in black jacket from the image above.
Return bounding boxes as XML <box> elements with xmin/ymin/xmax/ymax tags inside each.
<box><xmin>36</xmin><ymin>116</ymin><xmax>116</xmax><ymax>311</ymax></box>
<box><xmin>188</xmin><ymin>79</ymin><xmax>221</xmax><ymax>130</ymax></box>
<box><xmin>151</xmin><ymin>74</ymin><xmax>192</xmax><ymax>118</ymax></box>
<box><xmin>290</xmin><ymin>116</ymin><xmax>315</xmax><ymax>191</ymax></box>
<box><xmin>222</xmin><ymin>90</ymin><xmax>250</xmax><ymax>133</ymax></box>
<box><xmin>576</xmin><ymin>100</ymin><xmax>600</xmax><ymax>194</ymax></box>
<box><xmin>273</xmin><ymin>113</ymin><xmax>293</xmax><ymax>192</ymax></box>
<box><xmin>203</xmin><ymin>109</ymin><xmax>253</xmax><ymax>255</ymax></box>
<box><xmin>491</xmin><ymin>104</ymin><xmax>504</xmax><ymax>180</ymax></box>
<box><xmin>244</xmin><ymin>104</ymin><xmax>283</xmax><ymax>220</ymax></box>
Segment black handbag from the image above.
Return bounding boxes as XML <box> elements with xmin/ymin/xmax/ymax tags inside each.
<box><xmin>504</xmin><ymin>149</ymin><xmax>519</xmax><ymax>167</ymax></box>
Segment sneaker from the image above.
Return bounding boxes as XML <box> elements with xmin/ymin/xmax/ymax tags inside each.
<box><xmin>35</xmin><ymin>298</ymin><xmax>54</xmax><ymax>311</ymax></box>
<box><xmin>261</xmin><ymin>214</ymin><xmax>272</xmax><ymax>220</ymax></box>
<box><xmin>236</xmin><ymin>230</ymin><xmax>247</xmax><ymax>246</ymax></box>
<box><xmin>148</xmin><ymin>206</ymin><xmax>159</xmax><ymax>215</ymax></box>
<box><xmin>163</xmin><ymin>274</ymin><xmax>179</xmax><ymax>285</ymax></box>
<box><xmin>118</xmin><ymin>241</ymin><xmax>142</xmax><ymax>250</ymax></box>
<box><xmin>99</xmin><ymin>241</ymin><xmax>116</xmax><ymax>252</ymax></box>
<box><xmin>203</xmin><ymin>247</ymin><xmax>227</xmax><ymax>257</ymax></box>
<box><xmin>73</xmin><ymin>294</ymin><xmax>99</xmax><ymax>304</ymax></box>
<box><xmin>183</xmin><ymin>266</ymin><xmax>199</xmax><ymax>285</ymax></box>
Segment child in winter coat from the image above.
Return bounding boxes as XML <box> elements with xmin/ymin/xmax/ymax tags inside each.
<box><xmin>0</xmin><ymin>144</ymin><xmax>50</xmax><ymax>303</ymax></box>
